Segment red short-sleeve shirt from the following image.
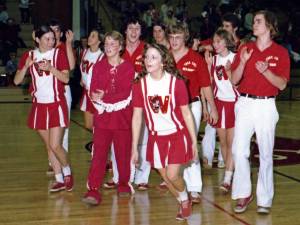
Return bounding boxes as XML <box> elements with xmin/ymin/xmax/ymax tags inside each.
<box><xmin>231</xmin><ymin>41</ymin><xmax>290</xmax><ymax>96</ymax></box>
<box><xmin>175</xmin><ymin>48</ymin><xmax>211</xmax><ymax>99</ymax></box>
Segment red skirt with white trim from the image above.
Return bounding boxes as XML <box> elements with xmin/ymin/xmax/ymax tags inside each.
<box><xmin>146</xmin><ymin>128</ymin><xmax>193</xmax><ymax>169</ymax></box>
<box><xmin>80</xmin><ymin>89</ymin><xmax>96</xmax><ymax>113</ymax></box>
<box><xmin>27</xmin><ymin>100</ymin><xmax>69</xmax><ymax>130</ymax></box>
<box><xmin>214</xmin><ymin>98</ymin><xmax>236</xmax><ymax>129</ymax></box>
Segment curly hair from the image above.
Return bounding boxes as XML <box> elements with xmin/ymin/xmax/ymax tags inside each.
<box><xmin>135</xmin><ymin>43</ymin><xmax>185</xmax><ymax>82</ymax></box>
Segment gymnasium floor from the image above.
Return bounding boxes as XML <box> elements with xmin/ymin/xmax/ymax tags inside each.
<box><xmin>0</xmin><ymin>88</ymin><xmax>299</xmax><ymax>225</ymax></box>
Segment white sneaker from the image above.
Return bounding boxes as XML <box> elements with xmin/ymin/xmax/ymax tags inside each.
<box><xmin>257</xmin><ymin>206</ymin><xmax>270</xmax><ymax>214</ymax></box>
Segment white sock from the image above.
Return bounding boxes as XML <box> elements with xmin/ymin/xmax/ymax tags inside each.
<box><xmin>224</xmin><ymin>170</ymin><xmax>233</xmax><ymax>184</ymax></box>
<box><xmin>62</xmin><ymin>166</ymin><xmax>71</xmax><ymax>176</ymax></box>
<box><xmin>55</xmin><ymin>173</ymin><xmax>64</xmax><ymax>183</ymax></box>
<box><xmin>178</xmin><ymin>188</ymin><xmax>188</xmax><ymax>202</ymax></box>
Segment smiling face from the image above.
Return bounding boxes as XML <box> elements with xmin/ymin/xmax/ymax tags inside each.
<box><xmin>126</xmin><ymin>23</ymin><xmax>141</xmax><ymax>44</ymax></box>
<box><xmin>88</xmin><ymin>31</ymin><xmax>100</xmax><ymax>48</ymax></box>
<box><xmin>144</xmin><ymin>47</ymin><xmax>163</xmax><ymax>75</ymax></box>
<box><xmin>212</xmin><ymin>34</ymin><xmax>227</xmax><ymax>54</ymax></box>
<box><xmin>36</xmin><ymin>31</ymin><xmax>55</xmax><ymax>52</ymax></box>
<box><xmin>104</xmin><ymin>36</ymin><xmax>121</xmax><ymax>58</ymax></box>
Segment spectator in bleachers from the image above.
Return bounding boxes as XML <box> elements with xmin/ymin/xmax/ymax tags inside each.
<box><xmin>163</xmin><ymin>9</ymin><xmax>177</xmax><ymax>27</ymax></box>
<box><xmin>19</xmin><ymin>0</ymin><xmax>31</xmax><ymax>24</ymax></box>
<box><xmin>5</xmin><ymin>18</ymin><xmax>27</xmax><ymax>51</ymax></box>
<box><xmin>160</xmin><ymin>0</ymin><xmax>172</xmax><ymax>22</ymax></box>
<box><xmin>0</xmin><ymin>2</ymin><xmax>8</xmax><ymax>24</ymax></box>
<box><xmin>5</xmin><ymin>51</ymin><xmax>18</xmax><ymax>85</ymax></box>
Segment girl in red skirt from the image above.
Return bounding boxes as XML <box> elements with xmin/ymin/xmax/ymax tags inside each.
<box><xmin>14</xmin><ymin>25</ymin><xmax>74</xmax><ymax>192</ymax></box>
<box><xmin>131</xmin><ymin>43</ymin><xmax>198</xmax><ymax>220</ymax></box>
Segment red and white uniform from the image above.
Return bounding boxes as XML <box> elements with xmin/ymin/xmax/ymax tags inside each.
<box><xmin>122</xmin><ymin>41</ymin><xmax>145</xmax><ymax>73</ymax></box>
<box><xmin>80</xmin><ymin>48</ymin><xmax>104</xmax><ymax>113</ymax></box>
<box><xmin>18</xmin><ymin>48</ymin><xmax>69</xmax><ymax>129</ymax></box>
<box><xmin>86</xmin><ymin>58</ymin><xmax>135</xmax><ymax>194</ymax></box>
<box><xmin>110</xmin><ymin>41</ymin><xmax>150</xmax><ymax>186</ymax></box>
<box><xmin>175</xmin><ymin>48</ymin><xmax>210</xmax><ymax>193</ymax></box>
<box><xmin>231</xmin><ymin>41</ymin><xmax>290</xmax><ymax>207</ymax></box>
<box><xmin>132</xmin><ymin>72</ymin><xmax>193</xmax><ymax>168</ymax></box>
<box><xmin>211</xmin><ymin>51</ymin><xmax>238</xmax><ymax>129</ymax></box>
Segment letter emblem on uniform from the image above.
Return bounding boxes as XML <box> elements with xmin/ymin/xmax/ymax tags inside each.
<box><xmin>82</xmin><ymin>60</ymin><xmax>94</xmax><ymax>73</ymax></box>
<box><xmin>148</xmin><ymin>95</ymin><xmax>170</xmax><ymax>114</ymax></box>
<box><xmin>215</xmin><ymin>65</ymin><xmax>228</xmax><ymax>80</ymax></box>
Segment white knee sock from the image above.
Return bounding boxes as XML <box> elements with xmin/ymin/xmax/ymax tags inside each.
<box><xmin>62</xmin><ymin>166</ymin><xmax>71</xmax><ymax>176</ymax></box>
<box><xmin>55</xmin><ymin>173</ymin><xmax>64</xmax><ymax>183</ymax></box>
<box><xmin>178</xmin><ymin>188</ymin><xmax>188</xmax><ymax>202</ymax></box>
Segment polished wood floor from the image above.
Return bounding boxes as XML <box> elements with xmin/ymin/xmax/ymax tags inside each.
<box><xmin>0</xmin><ymin>89</ymin><xmax>300</xmax><ymax>225</ymax></box>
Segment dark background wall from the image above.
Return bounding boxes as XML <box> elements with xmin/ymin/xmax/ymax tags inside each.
<box><xmin>31</xmin><ymin>0</ymin><xmax>72</xmax><ymax>29</ymax></box>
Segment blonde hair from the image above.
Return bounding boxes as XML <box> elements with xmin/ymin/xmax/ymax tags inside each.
<box><xmin>104</xmin><ymin>30</ymin><xmax>125</xmax><ymax>55</ymax></box>
<box><xmin>214</xmin><ymin>28</ymin><xmax>236</xmax><ymax>52</ymax></box>
<box><xmin>167</xmin><ymin>21</ymin><xmax>190</xmax><ymax>43</ymax></box>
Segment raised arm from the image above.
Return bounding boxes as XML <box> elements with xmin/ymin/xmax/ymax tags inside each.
<box><xmin>65</xmin><ymin>30</ymin><xmax>76</xmax><ymax>70</ymax></box>
<box><xmin>14</xmin><ymin>55</ymin><xmax>35</xmax><ymax>85</ymax></box>
<box><xmin>231</xmin><ymin>47</ymin><xmax>253</xmax><ymax>85</ymax></box>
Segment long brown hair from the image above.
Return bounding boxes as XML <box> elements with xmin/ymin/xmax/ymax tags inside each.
<box><xmin>135</xmin><ymin>43</ymin><xmax>185</xmax><ymax>82</ymax></box>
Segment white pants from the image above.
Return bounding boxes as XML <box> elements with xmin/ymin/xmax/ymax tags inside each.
<box><xmin>183</xmin><ymin>100</ymin><xmax>203</xmax><ymax>193</ymax></box>
<box><xmin>231</xmin><ymin>97</ymin><xmax>279</xmax><ymax>207</ymax></box>
<box><xmin>202</xmin><ymin>123</ymin><xmax>223</xmax><ymax>164</ymax></box>
<box><xmin>62</xmin><ymin>85</ymin><xmax>72</xmax><ymax>152</ymax></box>
<box><xmin>112</xmin><ymin>126</ymin><xmax>151</xmax><ymax>184</ymax></box>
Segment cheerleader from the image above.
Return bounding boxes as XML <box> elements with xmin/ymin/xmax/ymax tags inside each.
<box><xmin>14</xmin><ymin>25</ymin><xmax>73</xmax><ymax>192</ymax></box>
<box><xmin>79</xmin><ymin>29</ymin><xmax>104</xmax><ymax>129</ymax></box>
<box><xmin>204</xmin><ymin>28</ymin><xmax>237</xmax><ymax>193</ymax></box>
<box><xmin>132</xmin><ymin>43</ymin><xmax>197</xmax><ymax>220</ymax></box>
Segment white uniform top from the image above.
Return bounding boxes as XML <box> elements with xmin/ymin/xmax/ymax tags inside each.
<box><xmin>80</xmin><ymin>48</ymin><xmax>104</xmax><ymax>91</ymax></box>
<box><xmin>29</xmin><ymin>48</ymin><xmax>64</xmax><ymax>103</ymax></box>
<box><xmin>212</xmin><ymin>51</ymin><xmax>238</xmax><ymax>102</ymax></box>
<box><xmin>139</xmin><ymin>72</ymin><xmax>186</xmax><ymax>136</ymax></box>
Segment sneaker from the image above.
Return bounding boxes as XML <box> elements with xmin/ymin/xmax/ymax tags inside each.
<box><xmin>46</xmin><ymin>165</ymin><xmax>54</xmax><ymax>176</ymax></box>
<box><xmin>234</xmin><ymin>195</ymin><xmax>254</xmax><ymax>213</ymax></box>
<box><xmin>180</xmin><ymin>199</ymin><xmax>192</xmax><ymax>218</ymax></box>
<box><xmin>49</xmin><ymin>182</ymin><xmax>65</xmax><ymax>193</ymax></box>
<box><xmin>217</xmin><ymin>160</ymin><xmax>225</xmax><ymax>169</ymax></box>
<box><xmin>103</xmin><ymin>181</ymin><xmax>117</xmax><ymax>189</ymax></box>
<box><xmin>175</xmin><ymin>206</ymin><xmax>185</xmax><ymax>221</ymax></box>
<box><xmin>82</xmin><ymin>190</ymin><xmax>101</xmax><ymax>205</ymax></box>
<box><xmin>64</xmin><ymin>175</ymin><xmax>74</xmax><ymax>192</ymax></box>
<box><xmin>137</xmin><ymin>183</ymin><xmax>149</xmax><ymax>191</ymax></box>
<box><xmin>158</xmin><ymin>181</ymin><xmax>168</xmax><ymax>190</ymax></box>
<box><xmin>219</xmin><ymin>182</ymin><xmax>231</xmax><ymax>193</ymax></box>
<box><xmin>190</xmin><ymin>192</ymin><xmax>201</xmax><ymax>204</ymax></box>
<box><xmin>257</xmin><ymin>206</ymin><xmax>270</xmax><ymax>214</ymax></box>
